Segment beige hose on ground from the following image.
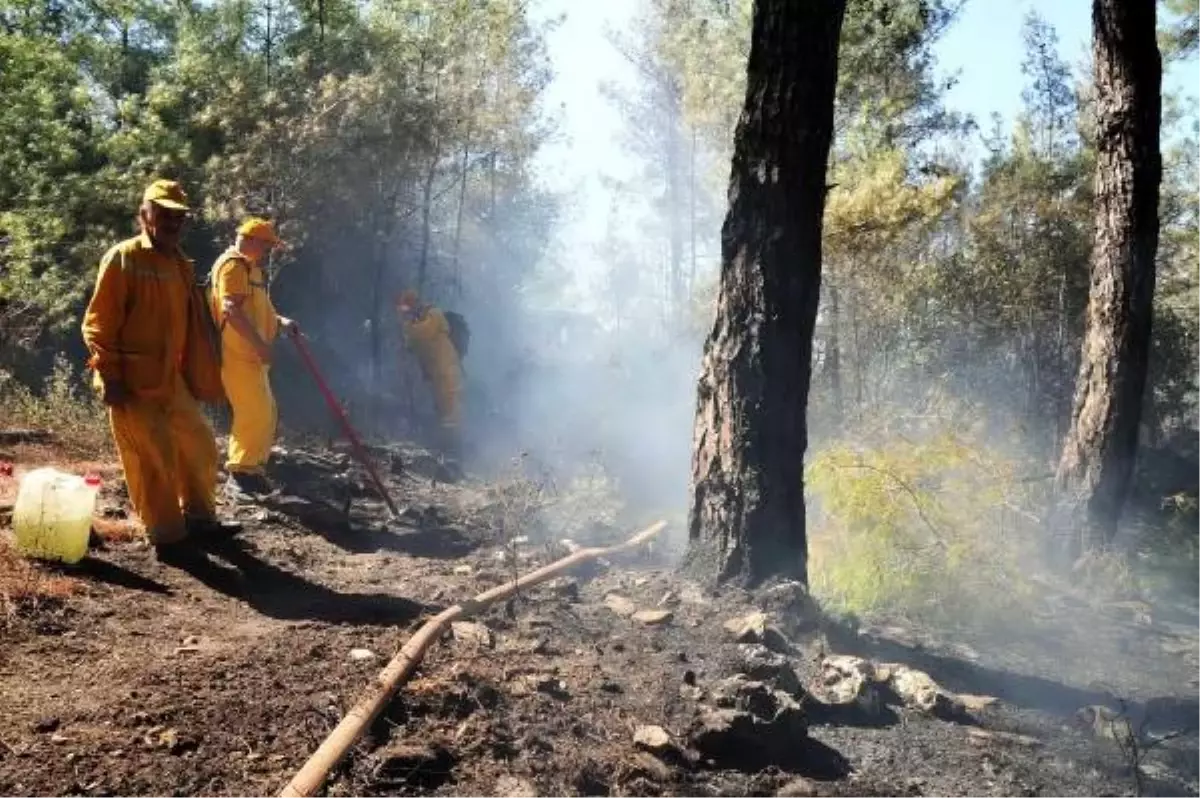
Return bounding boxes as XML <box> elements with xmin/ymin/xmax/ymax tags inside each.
<box><xmin>279</xmin><ymin>520</ymin><xmax>669</xmax><ymax>797</ymax></box>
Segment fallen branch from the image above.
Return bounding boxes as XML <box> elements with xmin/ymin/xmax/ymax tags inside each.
<box><xmin>278</xmin><ymin>519</ymin><xmax>669</xmax><ymax>797</ymax></box>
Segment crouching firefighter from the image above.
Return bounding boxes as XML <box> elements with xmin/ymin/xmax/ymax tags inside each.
<box><xmin>208</xmin><ymin>217</ymin><xmax>298</xmax><ymax>496</ymax></box>
<box><xmin>396</xmin><ymin>289</ymin><xmax>468</xmax><ymax>462</ymax></box>
<box><xmin>81</xmin><ymin>179</ymin><xmax>240</xmax><ymax>563</ymax></box>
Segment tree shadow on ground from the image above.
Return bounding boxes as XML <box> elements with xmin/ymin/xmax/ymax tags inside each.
<box><xmin>257</xmin><ymin>493</ymin><xmax>481</xmax><ymax>560</ymax></box>
<box><xmin>804</xmin><ymin>699</ymin><xmax>903</xmax><ymax>729</ymax></box>
<box><xmin>167</xmin><ymin>537</ymin><xmax>432</xmax><ymax>625</ymax></box>
<box><xmin>789</xmin><ymin>736</ymin><xmax>854</xmax><ymax>780</ymax></box>
<box><xmin>823</xmin><ymin>620</ymin><xmax>1200</xmax><ymax>732</ymax></box>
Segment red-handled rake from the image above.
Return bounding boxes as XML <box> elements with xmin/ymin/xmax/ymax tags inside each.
<box><xmin>290</xmin><ymin>332</ymin><xmax>401</xmax><ymax>519</ymax></box>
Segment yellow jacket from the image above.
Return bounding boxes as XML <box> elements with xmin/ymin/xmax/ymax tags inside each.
<box><xmin>404</xmin><ymin>307</ymin><xmax>461</xmax><ymax>382</ymax></box>
<box><xmin>81</xmin><ymin>233</ymin><xmax>193</xmax><ymax>400</ymax></box>
<box><xmin>208</xmin><ymin>248</ymin><xmax>279</xmax><ymax>362</ymax></box>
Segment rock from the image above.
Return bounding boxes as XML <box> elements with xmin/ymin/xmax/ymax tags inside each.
<box><xmin>776</xmin><ymin>776</ymin><xmax>819</xmax><ymax>797</ymax></box>
<box><xmin>349</xmin><ymin>648</ymin><xmax>377</xmax><ymax>663</ymax></box>
<box><xmin>679</xmin><ymin>684</ymin><xmax>704</xmax><ymax>701</ymax></box>
<box><xmin>658</xmin><ymin>591</ymin><xmax>678</xmax><ymax>607</ymax></box>
<box><xmin>967</xmin><ymin>728</ymin><xmax>1042</xmax><ymax>748</ymax></box>
<box><xmin>711</xmin><ymin>675</ymin><xmax>797</xmax><ymax>720</ymax></box>
<box><xmin>688</xmin><ymin>693</ymin><xmax>806</xmax><ymax>768</ymax></box>
<box><xmin>632</xmin><ymin>609</ymin><xmax>674</xmax><ymax>625</ymax></box>
<box><xmin>633</xmin><ymin>725</ymin><xmax>673</xmax><ymax>752</ymax></box>
<box><xmin>887</xmin><ymin>664</ymin><xmax>959</xmax><ymax>718</ymax></box>
<box><xmin>724</xmin><ymin>611</ymin><xmax>768</xmax><ymax>642</ymax></box>
<box><xmin>32</xmin><ymin>717</ymin><xmax>60</xmax><ymax>734</ymax></box>
<box><xmin>181</xmin><ymin>635</ymin><xmax>200</xmax><ymax>647</ymax></box>
<box><xmin>722</xmin><ymin>611</ymin><xmax>793</xmax><ymax>653</ymax></box>
<box><xmin>50</xmin><ymin>733</ymin><xmax>70</xmax><ymax>745</ymax></box>
<box><xmin>604</xmin><ymin>593</ymin><xmax>638</xmax><ymax>617</ymax></box>
<box><xmin>453</xmin><ymin>564</ymin><xmax>473</xmax><ymax>575</ymax></box>
<box><xmin>495</xmin><ymin>775</ymin><xmax>538</xmax><ymax>797</ymax></box>
<box><xmin>693</xmin><ymin>675</ymin><xmax>807</xmax><ymax>767</ymax></box>
<box><xmin>738</xmin><ymin>644</ymin><xmax>802</xmax><ymax>696</ymax></box>
<box><xmin>451</xmin><ymin>621</ymin><xmax>494</xmax><ymax>648</ymax></box>
<box><xmin>600</xmin><ymin>679</ymin><xmax>623</xmax><ymax>694</ymax></box>
<box><xmin>956</xmin><ymin>693</ymin><xmax>1000</xmax><ymax>713</ymax></box>
<box><xmin>819</xmin><ymin>655</ymin><xmax>882</xmax><ymax>712</ymax></box>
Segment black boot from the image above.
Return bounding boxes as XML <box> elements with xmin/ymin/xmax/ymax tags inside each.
<box><xmin>226</xmin><ymin>471</ymin><xmax>272</xmax><ymax>498</ymax></box>
<box><xmin>185</xmin><ymin>514</ymin><xmax>243</xmax><ymax>538</ymax></box>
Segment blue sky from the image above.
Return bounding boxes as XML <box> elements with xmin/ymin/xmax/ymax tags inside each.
<box><xmin>940</xmin><ymin>0</ymin><xmax>1198</xmax><ymax>151</ymax></box>
<box><xmin>532</xmin><ymin>0</ymin><xmax>1199</xmax><ymax>290</ymax></box>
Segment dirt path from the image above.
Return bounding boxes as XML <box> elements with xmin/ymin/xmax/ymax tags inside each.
<box><xmin>1</xmin><ymin>440</ymin><xmax>1196</xmax><ymax>797</ymax></box>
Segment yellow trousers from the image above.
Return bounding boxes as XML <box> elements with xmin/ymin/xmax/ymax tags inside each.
<box><xmin>109</xmin><ymin>375</ymin><xmax>219</xmax><ymax>544</ymax></box>
<box><xmin>429</xmin><ymin>367</ymin><xmax>462</xmax><ymax>429</ymax></box>
<box><xmin>425</xmin><ymin>366</ymin><xmax>462</xmax><ymax>459</ymax></box>
<box><xmin>221</xmin><ymin>357</ymin><xmax>277</xmax><ymax>474</ymax></box>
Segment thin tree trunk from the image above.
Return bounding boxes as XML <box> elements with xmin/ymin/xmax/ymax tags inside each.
<box><xmin>688</xmin><ymin>124</ymin><xmax>698</xmax><ymax>303</ymax></box>
<box><xmin>686</xmin><ymin>0</ymin><xmax>847</xmax><ymax>587</ymax></box>
<box><xmin>826</xmin><ymin>260</ymin><xmax>843</xmax><ymax>426</ymax></box>
<box><xmin>452</xmin><ymin>134</ymin><xmax>471</xmax><ymax>298</ymax></box>
<box><xmin>418</xmin><ymin>152</ymin><xmax>437</xmax><ymax>292</ymax></box>
<box><xmin>666</xmin><ymin>75</ymin><xmax>685</xmax><ymax>322</ymax></box>
<box><xmin>1052</xmin><ymin>0</ymin><xmax>1161</xmax><ymax>561</ymax></box>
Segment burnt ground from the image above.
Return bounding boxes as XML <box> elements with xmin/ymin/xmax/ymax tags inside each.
<box><xmin>0</xmin><ymin>436</ymin><xmax>1197</xmax><ymax>798</ymax></box>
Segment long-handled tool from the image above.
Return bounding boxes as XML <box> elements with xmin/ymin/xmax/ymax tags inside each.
<box><xmin>290</xmin><ymin>332</ymin><xmax>401</xmax><ymax>519</ymax></box>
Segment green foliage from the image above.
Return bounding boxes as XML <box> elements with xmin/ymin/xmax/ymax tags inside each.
<box><xmin>806</xmin><ymin>399</ymin><xmax>1043</xmax><ymax>626</ymax></box>
<box><xmin>1160</xmin><ymin>0</ymin><xmax>1199</xmax><ymax>62</ymax></box>
<box><xmin>0</xmin><ymin>0</ymin><xmax>559</xmax><ymax>426</ymax></box>
<box><xmin>0</xmin><ymin>355</ymin><xmax>111</xmax><ymax>455</ymax></box>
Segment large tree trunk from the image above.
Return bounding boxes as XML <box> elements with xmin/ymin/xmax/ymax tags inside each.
<box><xmin>1052</xmin><ymin>0</ymin><xmax>1161</xmax><ymax>561</ymax></box>
<box><xmin>686</xmin><ymin>0</ymin><xmax>846</xmax><ymax>587</ymax></box>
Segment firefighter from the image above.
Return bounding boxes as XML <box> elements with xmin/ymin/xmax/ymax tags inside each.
<box><xmin>81</xmin><ymin>179</ymin><xmax>239</xmax><ymax>561</ymax></box>
<box><xmin>208</xmin><ymin>217</ymin><xmax>298</xmax><ymax>496</ymax></box>
<box><xmin>396</xmin><ymin>289</ymin><xmax>463</xmax><ymax>461</ymax></box>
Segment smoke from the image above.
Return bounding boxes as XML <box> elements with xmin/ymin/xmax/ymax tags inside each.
<box><xmin>417</xmin><ymin>0</ymin><xmax>720</xmax><ymax>554</ymax></box>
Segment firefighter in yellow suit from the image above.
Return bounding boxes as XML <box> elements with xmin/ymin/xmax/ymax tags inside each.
<box><xmin>81</xmin><ymin>179</ymin><xmax>239</xmax><ymax>562</ymax></box>
<box><xmin>208</xmin><ymin>218</ymin><xmax>297</xmax><ymax>496</ymax></box>
<box><xmin>396</xmin><ymin>289</ymin><xmax>462</xmax><ymax>461</ymax></box>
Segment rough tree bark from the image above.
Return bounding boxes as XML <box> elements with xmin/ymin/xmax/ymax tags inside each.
<box><xmin>1053</xmin><ymin>0</ymin><xmax>1161</xmax><ymax>561</ymax></box>
<box><xmin>686</xmin><ymin>0</ymin><xmax>847</xmax><ymax>587</ymax></box>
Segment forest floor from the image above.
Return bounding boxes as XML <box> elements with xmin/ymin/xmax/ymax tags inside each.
<box><xmin>1</xmin><ymin>432</ymin><xmax>1198</xmax><ymax>797</ymax></box>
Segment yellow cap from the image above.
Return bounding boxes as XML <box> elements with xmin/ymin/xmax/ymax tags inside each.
<box><xmin>237</xmin><ymin>217</ymin><xmax>284</xmax><ymax>247</ymax></box>
<box><xmin>142</xmin><ymin>179</ymin><xmax>190</xmax><ymax>211</ymax></box>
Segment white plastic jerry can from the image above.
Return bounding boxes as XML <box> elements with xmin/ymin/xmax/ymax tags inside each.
<box><xmin>12</xmin><ymin>467</ymin><xmax>102</xmax><ymax>565</ymax></box>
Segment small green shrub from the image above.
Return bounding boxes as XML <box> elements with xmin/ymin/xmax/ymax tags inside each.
<box><xmin>0</xmin><ymin>354</ymin><xmax>111</xmax><ymax>456</ymax></box>
<box><xmin>806</xmin><ymin>401</ymin><xmax>1044</xmax><ymax>627</ymax></box>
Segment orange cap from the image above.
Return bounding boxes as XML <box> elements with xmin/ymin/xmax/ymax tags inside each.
<box><xmin>237</xmin><ymin>217</ymin><xmax>284</xmax><ymax>247</ymax></box>
<box><xmin>143</xmin><ymin>179</ymin><xmax>190</xmax><ymax>211</ymax></box>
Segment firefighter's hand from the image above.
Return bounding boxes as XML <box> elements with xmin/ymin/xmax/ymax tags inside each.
<box><xmin>279</xmin><ymin>316</ymin><xmax>300</xmax><ymax>338</ymax></box>
<box><xmin>100</xmin><ymin>378</ymin><xmax>129</xmax><ymax>407</ymax></box>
